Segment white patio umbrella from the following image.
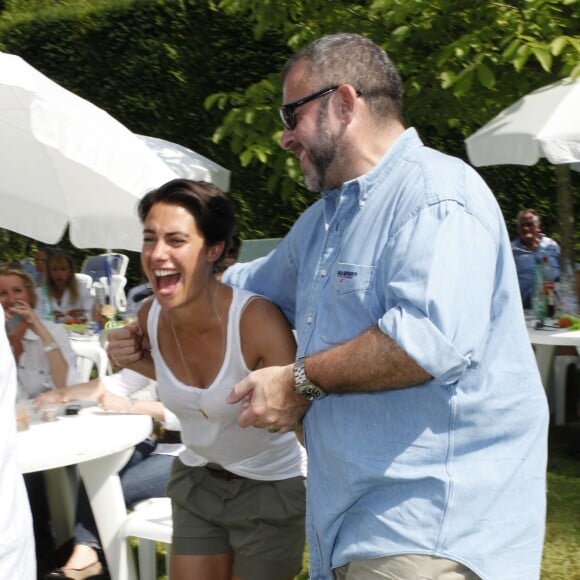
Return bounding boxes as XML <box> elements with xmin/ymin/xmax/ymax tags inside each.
<box><xmin>465</xmin><ymin>76</ymin><xmax>580</xmax><ymax>267</ymax></box>
<box><xmin>0</xmin><ymin>51</ymin><xmax>178</xmax><ymax>251</ymax></box>
<box><xmin>465</xmin><ymin>77</ymin><xmax>580</xmax><ymax>168</ymax></box>
<box><xmin>138</xmin><ymin>135</ymin><xmax>231</xmax><ymax>193</ymax></box>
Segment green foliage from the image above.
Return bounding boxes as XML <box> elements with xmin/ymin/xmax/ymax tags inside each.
<box><xmin>0</xmin><ymin>0</ymin><xmax>578</xmax><ymax>277</ymax></box>
<box><xmin>205</xmin><ymin>0</ymin><xmax>579</xmax><ymax>256</ymax></box>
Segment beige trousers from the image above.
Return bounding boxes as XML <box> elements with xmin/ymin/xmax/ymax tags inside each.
<box><xmin>334</xmin><ymin>554</ymin><xmax>481</xmax><ymax>580</ymax></box>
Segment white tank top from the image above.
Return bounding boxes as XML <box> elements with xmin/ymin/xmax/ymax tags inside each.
<box><xmin>148</xmin><ymin>286</ymin><xmax>306</xmax><ymax>480</ymax></box>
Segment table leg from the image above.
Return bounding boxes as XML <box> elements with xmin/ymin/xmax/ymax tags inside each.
<box><xmin>44</xmin><ymin>466</ymin><xmax>78</xmax><ymax>546</ymax></box>
<box><xmin>533</xmin><ymin>344</ymin><xmax>556</xmax><ymax>395</ymax></box>
<box><xmin>78</xmin><ymin>448</ymin><xmax>136</xmax><ymax>580</ymax></box>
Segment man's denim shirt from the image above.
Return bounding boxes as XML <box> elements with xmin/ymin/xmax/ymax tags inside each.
<box><xmin>224</xmin><ymin>128</ymin><xmax>549</xmax><ymax>580</ymax></box>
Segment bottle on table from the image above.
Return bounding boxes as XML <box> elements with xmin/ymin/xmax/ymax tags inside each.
<box><xmin>532</xmin><ymin>257</ymin><xmax>547</xmax><ymax>325</ymax></box>
<box><xmin>556</xmin><ymin>259</ymin><xmax>578</xmax><ymax>316</ymax></box>
<box><xmin>541</xmin><ymin>256</ymin><xmax>556</xmax><ymax>318</ymax></box>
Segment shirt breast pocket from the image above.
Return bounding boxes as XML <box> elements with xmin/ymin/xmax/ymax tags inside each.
<box><xmin>333</xmin><ymin>263</ymin><xmax>374</xmax><ymax>295</ymax></box>
<box><xmin>320</xmin><ymin>263</ymin><xmax>376</xmax><ymax>345</ymax></box>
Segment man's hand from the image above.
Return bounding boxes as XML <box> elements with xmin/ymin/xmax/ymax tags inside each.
<box><xmin>106</xmin><ymin>322</ymin><xmax>145</xmax><ymax>368</ymax></box>
<box><xmin>227</xmin><ymin>364</ymin><xmax>311</xmax><ymax>433</ymax></box>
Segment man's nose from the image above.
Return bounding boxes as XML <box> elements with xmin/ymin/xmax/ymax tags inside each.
<box><xmin>279</xmin><ymin>127</ymin><xmax>295</xmax><ymax>150</ymax></box>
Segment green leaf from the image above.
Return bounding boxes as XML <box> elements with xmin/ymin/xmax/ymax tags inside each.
<box><xmin>476</xmin><ymin>62</ymin><xmax>495</xmax><ymax>89</ymax></box>
<box><xmin>439</xmin><ymin>71</ymin><xmax>455</xmax><ymax>89</ymax></box>
<box><xmin>502</xmin><ymin>39</ymin><xmax>521</xmax><ymax>60</ymax></box>
<box><xmin>453</xmin><ymin>69</ymin><xmax>474</xmax><ymax>97</ymax></box>
<box><xmin>513</xmin><ymin>45</ymin><xmax>531</xmax><ymax>72</ymax></box>
<box><xmin>531</xmin><ymin>46</ymin><xmax>553</xmax><ymax>72</ymax></box>
<box><xmin>240</xmin><ymin>149</ymin><xmax>253</xmax><ymax>167</ymax></box>
<box><xmin>550</xmin><ymin>36</ymin><xmax>568</xmax><ymax>56</ymax></box>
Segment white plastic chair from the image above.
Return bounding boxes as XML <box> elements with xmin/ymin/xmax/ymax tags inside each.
<box><xmin>552</xmin><ymin>354</ymin><xmax>579</xmax><ymax>425</ymax></box>
<box><xmin>119</xmin><ymin>497</ymin><xmax>173</xmax><ymax>580</ymax></box>
<box><xmin>69</xmin><ymin>340</ymin><xmax>110</xmax><ymax>382</ymax></box>
<box><xmin>75</xmin><ymin>272</ymin><xmax>94</xmax><ymax>293</ymax></box>
<box><xmin>111</xmin><ymin>274</ymin><xmax>128</xmax><ymax>313</ymax></box>
<box><xmin>97</xmin><ymin>274</ymin><xmax>128</xmax><ymax>313</ymax></box>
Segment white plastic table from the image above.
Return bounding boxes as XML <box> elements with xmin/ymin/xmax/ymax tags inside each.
<box><xmin>17</xmin><ymin>408</ymin><xmax>152</xmax><ymax>580</ymax></box>
<box><xmin>527</xmin><ymin>326</ymin><xmax>580</xmax><ymax>388</ymax></box>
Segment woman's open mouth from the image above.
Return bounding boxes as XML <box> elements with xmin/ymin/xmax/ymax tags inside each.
<box><xmin>154</xmin><ymin>269</ymin><xmax>181</xmax><ymax>296</ymax></box>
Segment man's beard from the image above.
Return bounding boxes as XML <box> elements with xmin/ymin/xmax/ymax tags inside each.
<box><xmin>304</xmin><ymin>112</ymin><xmax>338</xmax><ymax>192</ymax></box>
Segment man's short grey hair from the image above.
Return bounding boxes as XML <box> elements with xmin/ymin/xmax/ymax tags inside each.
<box><xmin>282</xmin><ymin>33</ymin><xmax>404</xmax><ymax>124</ymax></box>
<box><xmin>517</xmin><ymin>209</ymin><xmax>541</xmax><ymax>226</ymax></box>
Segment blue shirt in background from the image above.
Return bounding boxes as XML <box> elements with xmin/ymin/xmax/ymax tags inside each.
<box><xmin>511</xmin><ymin>235</ymin><xmax>561</xmax><ymax>308</ymax></box>
<box><xmin>224</xmin><ymin>128</ymin><xmax>548</xmax><ymax>580</ymax></box>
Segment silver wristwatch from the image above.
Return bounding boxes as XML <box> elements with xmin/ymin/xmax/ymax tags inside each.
<box><xmin>294</xmin><ymin>356</ymin><xmax>326</xmax><ymax>401</ymax></box>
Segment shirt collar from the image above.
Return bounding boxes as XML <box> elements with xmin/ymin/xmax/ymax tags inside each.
<box><xmin>321</xmin><ymin>127</ymin><xmax>423</xmax><ymax>206</ymax></box>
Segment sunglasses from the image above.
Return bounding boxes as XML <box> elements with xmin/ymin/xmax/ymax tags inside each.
<box><xmin>279</xmin><ymin>86</ymin><xmax>340</xmax><ymax>131</ymax></box>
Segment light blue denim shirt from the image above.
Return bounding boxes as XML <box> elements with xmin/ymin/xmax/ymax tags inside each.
<box><xmin>512</xmin><ymin>235</ymin><xmax>561</xmax><ymax>308</ymax></box>
<box><xmin>224</xmin><ymin>128</ymin><xmax>548</xmax><ymax>580</ymax></box>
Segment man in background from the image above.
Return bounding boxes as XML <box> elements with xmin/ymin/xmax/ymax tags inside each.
<box><xmin>511</xmin><ymin>208</ymin><xmax>561</xmax><ymax>308</ymax></box>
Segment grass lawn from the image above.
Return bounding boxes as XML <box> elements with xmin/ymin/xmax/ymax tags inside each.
<box><xmin>154</xmin><ymin>423</ymin><xmax>580</xmax><ymax>580</ymax></box>
<box><xmin>542</xmin><ymin>422</ymin><xmax>580</xmax><ymax>579</ymax></box>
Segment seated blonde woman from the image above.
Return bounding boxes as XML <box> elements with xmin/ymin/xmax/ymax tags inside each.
<box><xmin>0</xmin><ymin>267</ymin><xmax>80</xmax><ymax>396</ymax></box>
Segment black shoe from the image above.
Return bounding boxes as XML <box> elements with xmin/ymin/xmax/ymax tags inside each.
<box><xmin>43</xmin><ymin>560</ymin><xmax>107</xmax><ymax>580</ymax></box>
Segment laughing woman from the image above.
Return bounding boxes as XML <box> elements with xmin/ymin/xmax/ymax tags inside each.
<box><xmin>119</xmin><ymin>179</ymin><xmax>306</xmax><ymax>580</ymax></box>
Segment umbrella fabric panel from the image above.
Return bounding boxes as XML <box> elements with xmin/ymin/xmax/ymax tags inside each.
<box><xmin>465</xmin><ymin>77</ymin><xmax>580</xmax><ymax>167</ymax></box>
<box><xmin>138</xmin><ymin>135</ymin><xmax>231</xmax><ymax>193</ymax></box>
<box><xmin>0</xmin><ymin>52</ymin><xmax>177</xmax><ymax>250</ymax></box>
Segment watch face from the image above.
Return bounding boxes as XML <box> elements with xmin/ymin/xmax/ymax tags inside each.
<box><xmin>298</xmin><ymin>383</ymin><xmax>325</xmax><ymax>401</ymax></box>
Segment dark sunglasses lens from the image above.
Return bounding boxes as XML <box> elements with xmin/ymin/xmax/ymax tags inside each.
<box><xmin>281</xmin><ymin>106</ymin><xmax>295</xmax><ymax>130</ymax></box>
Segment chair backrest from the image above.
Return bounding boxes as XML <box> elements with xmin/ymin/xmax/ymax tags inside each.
<box><xmin>69</xmin><ymin>340</ymin><xmax>110</xmax><ymax>382</ymax></box>
<box><xmin>99</xmin><ymin>275</ymin><xmax>128</xmax><ymax>312</ymax></box>
<box><xmin>81</xmin><ymin>253</ymin><xmax>129</xmax><ymax>282</ymax></box>
<box><xmin>75</xmin><ymin>272</ymin><xmax>94</xmax><ymax>293</ymax></box>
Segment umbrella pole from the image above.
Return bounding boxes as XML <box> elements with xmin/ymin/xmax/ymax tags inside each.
<box><xmin>555</xmin><ymin>164</ymin><xmax>575</xmax><ymax>272</ymax></box>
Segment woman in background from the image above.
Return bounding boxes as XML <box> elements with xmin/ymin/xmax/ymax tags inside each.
<box><xmin>0</xmin><ymin>266</ymin><xmax>80</xmax><ymax>395</ymax></box>
<box><xmin>46</xmin><ymin>249</ymin><xmax>94</xmax><ymax>323</ymax></box>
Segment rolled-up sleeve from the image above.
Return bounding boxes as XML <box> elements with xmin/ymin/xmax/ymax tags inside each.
<box><xmin>378</xmin><ymin>200</ymin><xmax>500</xmax><ymax>385</ymax></box>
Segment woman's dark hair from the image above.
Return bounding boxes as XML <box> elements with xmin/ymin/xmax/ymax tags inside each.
<box><xmin>138</xmin><ymin>179</ymin><xmax>236</xmax><ymax>263</ymax></box>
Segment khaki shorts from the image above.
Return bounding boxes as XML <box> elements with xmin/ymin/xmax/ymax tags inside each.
<box><xmin>334</xmin><ymin>554</ymin><xmax>481</xmax><ymax>579</ymax></box>
<box><xmin>167</xmin><ymin>458</ymin><xmax>306</xmax><ymax>580</ymax></box>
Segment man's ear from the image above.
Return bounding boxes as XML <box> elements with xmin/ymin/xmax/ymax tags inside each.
<box><xmin>335</xmin><ymin>84</ymin><xmax>359</xmax><ymax>124</ymax></box>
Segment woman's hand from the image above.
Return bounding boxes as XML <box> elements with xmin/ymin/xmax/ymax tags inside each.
<box><xmin>34</xmin><ymin>389</ymin><xmax>65</xmax><ymax>409</ymax></box>
<box><xmin>107</xmin><ymin>322</ymin><xmax>145</xmax><ymax>367</ymax></box>
<box><xmin>10</xmin><ymin>300</ymin><xmax>42</xmax><ymax>334</ymax></box>
<box><xmin>99</xmin><ymin>391</ymin><xmax>134</xmax><ymax>413</ymax></box>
